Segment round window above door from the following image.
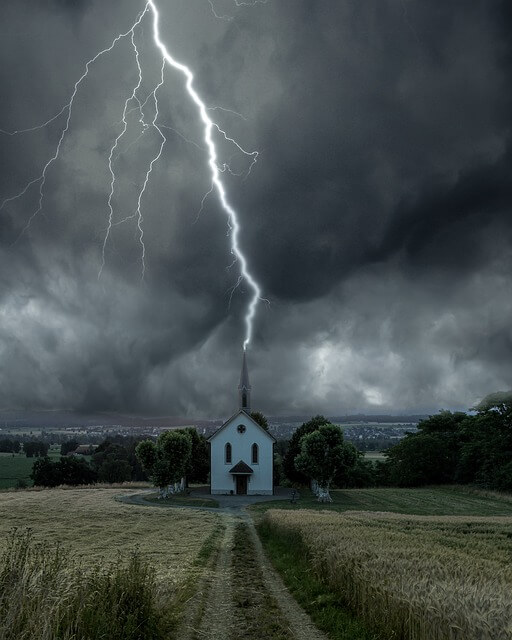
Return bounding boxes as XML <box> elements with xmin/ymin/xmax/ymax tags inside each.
<box><xmin>237</xmin><ymin>424</ymin><xmax>246</xmax><ymax>434</ymax></box>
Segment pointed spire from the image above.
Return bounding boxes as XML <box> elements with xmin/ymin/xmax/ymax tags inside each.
<box><xmin>239</xmin><ymin>349</ymin><xmax>251</xmax><ymax>390</ymax></box>
<box><xmin>238</xmin><ymin>350</ymin><xmax>251</xmax><ymax>412</ymax></box>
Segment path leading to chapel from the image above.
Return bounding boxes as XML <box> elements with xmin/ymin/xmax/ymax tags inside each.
<box><xmin>184</xmin><ymin>513</ymin><xmax>328</xmax><ymax>640</ymax></box>
<box><xmin>119</xmin><ymin>491</ymin><xmax>327</xmax><ymax>640</ymax></box>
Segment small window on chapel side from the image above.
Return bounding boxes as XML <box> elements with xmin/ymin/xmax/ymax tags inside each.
<box><xmin>252</xmin><ymin>443</ymin><xmax>258</xmax><ymax>464</ymax></box>
<box><xmin>225</xmin><ymin>443</ymin><xmax>232</xmax><ymax>464</ymax></box>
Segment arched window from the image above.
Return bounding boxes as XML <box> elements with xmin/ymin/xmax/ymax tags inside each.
<box><xmin>252</xmin><ymin>443</ymin><xmax>258</xmax><ymax>464</ymax></box>
<box><xmin>242</xmin><ymin>392</ymin><xmax>247</xmax><ymax>408</ymax></box>
<box><xmin>225</xmin><ymin>443</ymin><xmax>232</xmax><ymax>464</ymax></box>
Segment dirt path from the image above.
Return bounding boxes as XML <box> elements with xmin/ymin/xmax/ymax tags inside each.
<box><xmin>118</xmin><ymin>494</ymin><xmax>326</xmax><ymax>639</ymax></box>
<box><xmin>245</xmin><ymin>518</ymin><xmax>328</xmax><ymax>640</ymax></box>
<box><xmin>194</xmin><ymin>517</ymin><xmax>236</xmax><ymax>640</ymax></box>
<box><xmin>182</xmin><ymin>511</ymin><xmax>327</xmax><ymax>640</ymax></box>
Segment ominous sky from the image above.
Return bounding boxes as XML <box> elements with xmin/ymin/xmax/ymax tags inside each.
<box><xmin>0</xmin><ymin>0</ymin><xmax>511</xmax><ymax>418</ymax></box>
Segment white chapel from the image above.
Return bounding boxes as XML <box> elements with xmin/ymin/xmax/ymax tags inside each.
<box><xmin>208</xmin><ymin>352</ymin><xmax>275</xmax><ymax>495</ymax></box>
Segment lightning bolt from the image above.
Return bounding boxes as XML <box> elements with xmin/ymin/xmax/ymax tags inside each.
<box><xmin>1</xmin><ymin>0</ymin><xmax>264</xmax><ymax>351</ymax></box>
<box><xmin>147</xmin><ymin>0</ymin><xmax>262</xmax><ymax>349</ymax></box>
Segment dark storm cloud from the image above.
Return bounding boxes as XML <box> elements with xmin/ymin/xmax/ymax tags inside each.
<box><xmin>375</xmin><ymin>141</ymin><xmax>512</xmax><ymax>270</ymax></box>
<box><xmin>0</xmin><ymin>0</ymin><xmax>511</xmax><ymax>416</ymax></box>
<box><xmin>240</xmin><ymin>0</ymin><xmax>512</xmax><ymax>304</ymax></box>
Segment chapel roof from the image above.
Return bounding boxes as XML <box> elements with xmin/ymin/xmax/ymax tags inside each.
<box><xmin>207</xmin><ymin>409</ymin><xmax>276</xmax><ymax>442</ymax></box>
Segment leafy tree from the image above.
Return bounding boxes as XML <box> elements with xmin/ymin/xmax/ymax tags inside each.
<box><xmin>136</xmin><ymin>430</ymin><xmax>192</xmax><ymax>497</ymax></box>
<box><xmin>31</xmin><ymin>457</ymin><xmax>59</xmax><ymax>487</ymax></box>
<box><xmin>283</xmin><ymin>415</ymin><xmax>331</xmax><ymax>485</ymax></box>
<box><xmin>92</xmin><ymin>441</ymin><xmax>141</xmax><ymax>484</ymax></box>
<box><xmin>0</xmin><ymin>439</ymin><xmax>21</xmax><ymax>453</ymax></box>
<box><xmin>31</xmin><ymin>456</ymin><xmax>96</xmax><ymax>487</ymax></box>
<box><xmin>60</xmin><ymin>440</ymin><xmax>79</xmax><ymax>456</ymax></box>
<box><xmin>274</xmin><ymin>439</ymin><xmax>288</xmax><ymax>457</ymax></box>
<box><xmin>124</xmin><ymin>437</ymin><xmax>149</xmax><ymax>481</ymax></box>
<box><xmin>180</xmin><ymin>428</ymin><xmax>209</xmax><ymax>484</ymax></box>
<box><xmin>336</xmin><ymin>449</ymin><xmax>376</xmax><ymax>488</ymax></box>
<box><xmin>57</xmin><ymin>457</ymin><xmax>97</xmax><ymax>486</ymax></box>
<box><xmin>98</xmin><ymin>457</ymin><xmax>133</xmax><ymax>484</ymax></box>
<box><xmin>92</xmin><ymin>442</ymin><xmax>129</xmax><ymax>470</ymax></box>
<box><xmin>158</xmin><ymin>431</ymin><xmax>192</xmax><ymax>484</ymax></box>
<box><xmin>383</xmin><ymin>410</ymin><xmax>466</xmax><ymax>487</ymax></box>
<box><xmin>250</xmin><ymin>412</ymin><xmax>269</xmax><ymax>431</ymax></box>
<box><xmin>456</xmin><ymin>392</ymin><xmax>512</xmax><ymax>490</ymax></box>
<box><xmin>151</xmin><ymin>459</ymin><xmax>174</xmax><ymax>491</ymax></box>
<box><xmin>273</xmin><ymin>451</ymin><xmax>285</xmax><ymax>487</ymax></box>
<box><xmin>295</xmin><ymin>423</ymin><xmax>357</xmax><ymax>501</ymax></box>
<box><xmin>136</xmin><ymin>440</ymin><xmax>158</xmax><ymax>471</ymax></box>
<box><xmin>385</xmin><ymin>431</ymin><xmax>457</xmax><ymax>487</ymax></box>
<box><xmin>417</xmin><ymin>410</ymin><xmax>468</xmax><ymax>433</ymax></box>
<box><xmin>24</xmin><ymin>441</ymin><xmax>49</xmax><ymax>458</ymax></box>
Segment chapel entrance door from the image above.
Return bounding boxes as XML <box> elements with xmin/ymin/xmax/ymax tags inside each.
<box><xmin>236</xmin><ymin>475</ymin><xmax>247</xmax><ymax>495</ymax></box>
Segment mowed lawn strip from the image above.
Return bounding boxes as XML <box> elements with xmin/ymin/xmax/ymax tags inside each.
<box><xmin>231</xmin><ymin>522</ymin><xmax>294</xmax><ymax>640</ymax></box>
<box><xmin>0</xmin><ymin>487</ymin><xmax>220</xmax><ymax>587</ymax></box>
<box><xmin>262</xmin><ymin>509</ymin><xmax>512</xmax><ymax>640</ymax></box>
<box><xmin>250</xmin><ymin>486</ymin><xmax>512</xmax><ymax>516</ymax></box>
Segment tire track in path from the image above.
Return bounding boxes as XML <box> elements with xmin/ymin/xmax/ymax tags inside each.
<box><xmin>245</xmin><ymin>517</ymin><xmax>328</xmax><ymax>640</ymax></box>
<box><xmin>193</xmin><ymin>516</ymin><xmax>236</xmax><ymax>640</ymax></box>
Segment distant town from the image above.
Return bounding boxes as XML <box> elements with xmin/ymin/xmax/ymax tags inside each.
<box><xmin>0</xmin><ymin>410</ymin><xmax>422</xmax><ymax>452</ymax></box>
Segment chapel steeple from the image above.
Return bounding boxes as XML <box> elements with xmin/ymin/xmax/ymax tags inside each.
<box><xmin>238</xmin><ymin>350</ymin><xmax>251</xmax><ymax>413</ymax></box>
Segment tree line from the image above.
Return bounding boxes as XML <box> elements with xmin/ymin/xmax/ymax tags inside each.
<box><xmin>280</xmin><ymin>391</ymin><xmax>512</xmax><ymax>496</ymax></box>
<box><xmin>379</xmin><ymin>391</ymin><xmax>512</xmax><ymax>490</ymax></box>
<box><xmin>27</xmin><ymin>391</ymin><xmax>512</xmax><ymax>495</ymax></box>
<box><xmin>31</xmin><ymin>430</ymin><xmax>209</xmax><ymax>488</ymax></box>
<box><xmin>0</xmin><ymin>439</ymin><xmax>21</xmax><ymax>453</ymax></box>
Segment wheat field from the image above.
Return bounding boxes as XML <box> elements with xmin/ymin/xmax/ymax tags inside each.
<box><xmin>263</xmin><ymin>509</ymin><xmax>512</xmax><ymax>640</ymax></box>
<box><xmin>0</xmin><ymin>487</ymin><xmax>220</xmax><ymax>587</ymax></box>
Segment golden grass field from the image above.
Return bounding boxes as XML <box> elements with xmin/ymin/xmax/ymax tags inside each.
<box><xmin>0</xmin><ymin>487</ymin><xmax>220</xmax><ymax>587</ymax></box>
<box><xmin>263</xmin><ymin>509</ymin><xmax>512</xmax><ymax>640</ymax></box>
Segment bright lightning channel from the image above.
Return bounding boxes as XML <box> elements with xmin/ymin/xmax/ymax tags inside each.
<box><xmin>147</xmin><ymin>0</ymin><xmax>262</xmax><ymax>349</ymax></box>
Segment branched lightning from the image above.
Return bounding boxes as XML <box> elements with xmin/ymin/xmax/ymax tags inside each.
<box><xmin>1</xmin><ymin>0</ymin><xmax>264</xmax><ymax>351</ymax></box>
<box><xmin>158</xmin><ymin>124</ymin><xmax>203</xmax><ymax>150</ymax></box>
<box><xmin>207</xmin><ymin>0</ymin><xmax>269</xmax><ymax>22</ymax></box>
<box><xmin>100</xmin><ymin>16</ymin><xmax>149</xmax><ymax>278</ymax></box>
<box><xmin>4</xmin><ymin>9</ymin><xmax>149</xmax><ymax>244</ymax></box>
<box><xmin>0</xmin><ymin>104</ymin><xmax>68</xmax><ymax>136</ymax></box>
<box><xmin>207</xmin><ymin>105</ymin><xmax>247</xmax><ymax>121</ymax></box>
<box><xmin>194</xmin><ymin>183</ymin><xmax>214</xmax><ymax>224</ymax></box>
<box><xmin>134</xmin><ymin>57</ymin><xmax>167</xmax><ymax>278</ymax></box>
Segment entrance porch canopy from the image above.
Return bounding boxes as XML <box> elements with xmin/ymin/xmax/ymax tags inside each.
<box><xmin>229</xmin><ymin>460</ymin><xmax>253</xmax><ymax>475</ymax></box>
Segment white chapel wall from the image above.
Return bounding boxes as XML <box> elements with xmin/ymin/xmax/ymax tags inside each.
<box><xmin>210</xmin><ymin>412</ymin><xmax>273</xmax><ymax>495</ymax></box>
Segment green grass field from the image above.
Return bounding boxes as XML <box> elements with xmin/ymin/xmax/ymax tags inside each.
<box><xmin>0</xmin><ymin>448</ymin><xmax>90</xmax><ymax>489</ymax></box>
<box><xmin>363</xmin><ymin>451</ymin><xmax>387</xmax><ymax>461</ymax></box>
<box><xmin>251</xmin><ymin>486</ymin><xmax>512</xmax><ymax>516</ymax></box>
